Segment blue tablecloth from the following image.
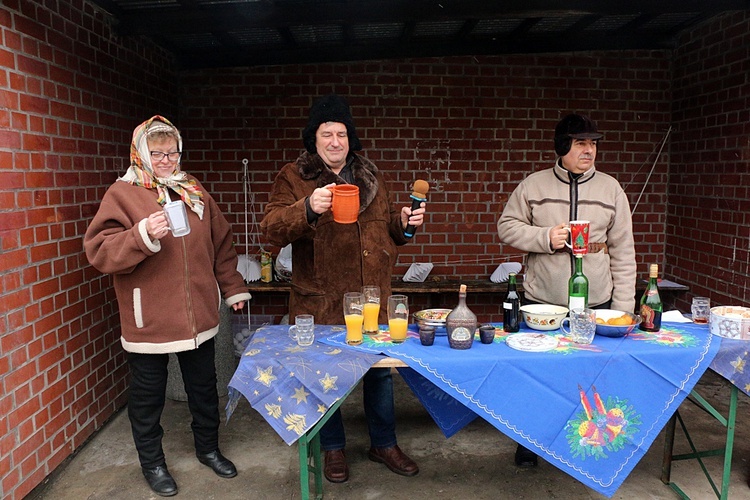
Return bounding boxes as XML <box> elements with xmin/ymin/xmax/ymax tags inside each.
<box><xmin>319</xmin><ymin>322</ymin><xmax>719</xmax><ymax>497</ymax></box>
<box><xmin>226</xmin><ymin>326</ymin><xmax>383</xmax><ymax>445</ymax></box>
<box><xmin>710</xmin><ymin>337</ymin><xmax>750</xmax><ymax>396</ymax></box>
<box><xmin>228</xmin><ymin>322</ymin><xmax>720</xmax><ymax>497</ymax></box>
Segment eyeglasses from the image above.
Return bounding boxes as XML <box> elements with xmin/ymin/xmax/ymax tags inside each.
<box><xmin>150</xmin><ymin>151</ymin><xmax>182</xmax><ymax>162</ymax></box>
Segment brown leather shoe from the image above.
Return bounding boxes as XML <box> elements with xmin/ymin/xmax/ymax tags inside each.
<box><xmin>368</xmin><ymin>445</ymin><xmax>419</xmax><ymax>476</ymax></box>
<box><xmin>323</xmin><ymin>449</ymin><xmax>349</xmax><ymax>483</ymax></box>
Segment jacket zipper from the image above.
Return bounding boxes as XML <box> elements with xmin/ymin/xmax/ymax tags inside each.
<box><xmin>181</xmin><ymin>235</ymin><xmax>198</xmax><ymax>347</ymax></box>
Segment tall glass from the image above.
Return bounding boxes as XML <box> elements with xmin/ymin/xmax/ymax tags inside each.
<box><xmin>361</xmin><ymin>285</ymin><xmax>381</xmax><ymax>335</ymax></box>
<box><xmin>343</xmin><ymin>292</ymin><xmax>364</xmax><ymax>345</ymax></box>
<box><xmin>387</xmin><ymin>294</ymin><xmax>409</xmax><ymax>343</ymax></box>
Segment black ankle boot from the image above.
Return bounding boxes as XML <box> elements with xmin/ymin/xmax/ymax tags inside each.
<box><xmin>142</xmin><ymin>465</ymin><xmax>178</xmax><ymax>497</ymax></box>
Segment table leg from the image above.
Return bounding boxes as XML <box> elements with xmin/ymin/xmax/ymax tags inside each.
<box><xmin>719</xmin><ymin>386</ymin><xmax>737</xmax><ymax>500</ymax></box>
<box><xmin>661</xmin><ymin>385</ymin><xmax>739</xmax><ymax>500</ymax></box>
<box><xmin>297</xmin><ymin>385</ymin><xmax>358</xmax><ymax>500</ymax></box>
<box><xmin>661</xmin><ymin>413</ymin><xmax>677</xmax><ymax>484</ymax></box>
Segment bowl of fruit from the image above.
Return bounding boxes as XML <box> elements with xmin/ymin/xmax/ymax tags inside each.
<box><xmin>594</xmin><ymin>309</ymin><xmax>641</xmax><ymax>337</ymax></box>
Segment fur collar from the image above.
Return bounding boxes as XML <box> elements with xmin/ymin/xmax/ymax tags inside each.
<box><xmin>296</xmin><ymin>152</ymin><xmax>379</xmax><ymax>211</ymax></box>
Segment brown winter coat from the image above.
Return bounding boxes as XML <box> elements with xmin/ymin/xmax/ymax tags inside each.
<box><xmin>84</xmin><ymin>178</ymin><xmax>251</xmax><ymax>353</ymax></box>
<box><xmin>261</xmin><ymin>152</ymin><xmax>410</xmax><ymax>325</ymax></box>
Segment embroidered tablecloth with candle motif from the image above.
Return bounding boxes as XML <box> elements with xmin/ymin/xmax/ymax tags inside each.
<box><xmin>319</xmin><ymin>321</ymin><xmax>720</xmax><ymax>498</ymax></box>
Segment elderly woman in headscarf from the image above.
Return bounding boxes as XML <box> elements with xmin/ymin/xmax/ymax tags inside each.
<box><xmin>85</xmin><ymin>116</ymin><xmax>251</xmax><ymax>497</ymax></box>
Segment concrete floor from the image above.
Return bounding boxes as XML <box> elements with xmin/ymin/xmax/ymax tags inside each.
<box><xmin>29</xmin><ymin>369</ymin><xmax>749</xmax><ymax>500</ymax></box>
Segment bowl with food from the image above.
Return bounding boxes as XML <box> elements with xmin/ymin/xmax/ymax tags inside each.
<box><xmin>413</xmin><ymin>308</ymin><xmax>452</xmax><ymax>336</ymax></box>
<box><xmin>594</xmin><ymin>309</ymin><xmax>641</xmax><ymax>337</ymax></box>
<box><xmin>519</xmin><ymin>304</ymin><xmax>568</xmax><ymax>331</ymax></box>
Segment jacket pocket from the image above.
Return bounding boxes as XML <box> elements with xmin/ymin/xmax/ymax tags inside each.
<box><xmin>133</xmin><ymin>288</ymin><xmax>144</xmax><ymax>329</ymax></box>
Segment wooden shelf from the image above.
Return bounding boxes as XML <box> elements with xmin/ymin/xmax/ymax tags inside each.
<box><xmin>247</xmin><ymin>277</ymin><xmax>689</xmax><ymax>295</ymax></box>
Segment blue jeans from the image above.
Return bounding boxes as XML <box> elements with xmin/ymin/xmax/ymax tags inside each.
<box><xmin>319</xmin><ymin>367</ymin><xmax>397</xmax><ymax>450</ymax></box>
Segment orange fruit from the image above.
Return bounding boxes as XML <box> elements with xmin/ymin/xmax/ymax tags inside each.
<box><xmin>596</xmin><ymin>318</ymin><xmax>605</xmax><ymax>324</ymax></box>
<box><xmin>607</xmin><ymin>315</ymin><xmax>632</xmax><ymax>326</ymax></box>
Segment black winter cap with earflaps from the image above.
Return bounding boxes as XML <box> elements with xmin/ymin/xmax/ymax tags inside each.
<box><xmin>554</xmin><ymin>114</ymin><xmax>603</xmax><ymax>156</ymax></box>
<box><xmin>302</xmin><ymin>94</ymin><xmax>362</xmax><ymax>154</ymax></box>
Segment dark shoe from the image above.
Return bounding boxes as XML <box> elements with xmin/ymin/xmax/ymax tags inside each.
<box><xmin>142</xmin><ymin>465</ymin><xmax>178</xmax><ymax>497</ymax></box>
<box><xmin>323</xmin><ymin>449</ymin><xmax>349</xmax><ymax>483</ymax></box>
<box><xmin>515</xmin><ymin>444</ymin><xmax>538</xmax><ymax>467</ymax></box>
<box><xmin>197</xmin><ymin>450</ymin><xmax>237</xmax><ymax>478</ymax></box>
<box><xmin>368</xmin><ymin>445</ymin><xmax>419</xmax><ymax>477</ymax></box>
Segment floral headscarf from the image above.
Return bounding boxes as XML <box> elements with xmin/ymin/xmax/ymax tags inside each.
<box><xmin>118</xmin><ymin>115</ymin><xmax>204</xmax><ymax>219</ymax></box>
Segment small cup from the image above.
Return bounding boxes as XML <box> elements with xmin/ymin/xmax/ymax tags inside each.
<box><xmin>691</xmin><ymin>297</ymin><xmax>710</xmax><ymax>324</ymax></box>
<box><xmin>564</xmin><ymin>220</ymin><xmax>590</xmax><ymax>256</ymax></box>
<box><xmin>289</xmin><ymin>314</ymin><xmax>315</xmax><ymax>346</ymax></box>
<box><xmin>163</xmin><ymin>199</ymin><xmax>191</xmax><ymax>237</ymax></box>
<box><xmin>479</xmin><ymin>325</ymin><xmax>496</xmax><ymax>344</ymax></box>
<box><xmin>561</xmin><ymin>308</ymin><xmax>596</xmax><ymax>344</ymax></box>
<box><xmin>331</xmin><ymin>184</ymin><xmax>360</xmax><ymax>224</ymax></box>
<box><xmin>419</xmin><ymin>326</ymin><xmax>435</xmax><ymax>346</ymax></box>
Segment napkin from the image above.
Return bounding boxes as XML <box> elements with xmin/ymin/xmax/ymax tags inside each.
<box><xmin>237</xmin><ymin>255</ymin><xmax>261</xmax><ymax>282</ymax></box>
<box><xmin>489</xmin><ymin>262</ymin><xmax>522</xmax><ymax>283</ymax></box>
<box><xmin>662</xmin><ymin>310</ymin><xmax>691</xmax><ymax>323</ymax></box>
<box><xmin>403</xmin><ymin>263</ymin><xmax>434</xmax><ymax>282</ymax></box>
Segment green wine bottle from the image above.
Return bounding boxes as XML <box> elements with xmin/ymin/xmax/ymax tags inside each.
<box><xmin>568</xmin><ymin>256</ymin><xmax>588</xmax><ymax>311</ymax></box>
<box><xmin>639</xmin><ymin>264</ymin><xmax>663</xmax><ymax>332</ymax></box>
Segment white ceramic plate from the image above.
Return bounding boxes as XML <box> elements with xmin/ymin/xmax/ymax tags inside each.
<box><xmin>505</xmin><ymin>333</ymin><xmax>558</xmax><ymax>352</ymax></box>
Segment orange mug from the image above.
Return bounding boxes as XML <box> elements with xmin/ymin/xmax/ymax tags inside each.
<box><xmin>331</xmin><ymin>184</ymin><xmax>360</xmax><ymax>224</ymax></box>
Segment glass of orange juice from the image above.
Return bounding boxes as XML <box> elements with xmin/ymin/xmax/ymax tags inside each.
<box><xmin>387</xmin><ymin>294</ymin><xmax>409</xmax><ymax>343</ymax></box>
<box><xmin>361</xmin><ymin>285</ymin><xmax>381</xmax><ymax>335</ymax></box>
<box><xmin>343</xmin><ymin>292</ymin><xmax>364</xmax><ymax>345</ymax></box>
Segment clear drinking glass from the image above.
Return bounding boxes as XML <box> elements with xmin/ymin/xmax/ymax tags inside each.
<box><xmin>387</xmin><ymin>295</ymin><xmax>409</xmax><ymax>343</ymax></box>
<box><xmin>561</xmin><ymin>308</ymin><xmax>597</xmax><ymax>344</ymax></box>
<box><xmin>691</xmin><ymin>297</ymin><xmax>710</xmax><ymax>324</ymax></box>
<box><xmin>288</xmin><ymin>314</ymin><xmax>315</xmax><ymax>346</ymax></box>
<box><xmin>343</xmin><ymin>292</ymin><xmax>364</xmax><ymax>345</ymax></box>
<box><xmin>361</xmin><ymin>285</ymin><xmax>381</xmax><ymax>335</ymax></box>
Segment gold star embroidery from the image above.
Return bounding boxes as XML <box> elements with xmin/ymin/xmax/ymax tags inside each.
<box><xmin>317</xmin><ymin>404</ymin><xmax>328</xmax><ymax>414</ymax></box>
<box><xmin>253</xmin><ymin>390</ymin><xmax>259</xmax><ymax>396</ymax></box>
<box><xmin>319</xmin><ymin>373</ymin><xmax>338</xmax><ymax>393</ymax></box>
<box><xmin>292</xmin><ymin>387</ymin><xmax>310</xmax><ymax>404</ymax></box>
<box><xmin>265</xmin><ymin>403</ymin><xmax>282</xmax><ymax>419</ymax></box>
<box><xmin>325</xmin><ymin>348</ymin><xmax>342</xmax><ymax>355</ymax></box>
<box><xmin>286</xmin><ymin>345</ymin><xmax>306</xmax><ymax>353</ymax></box>
<box><xmin>250</xmin><ymin>336</ymin><xmax>267</xmax><ymax>344</ymax></box>
<box><xmin>730</xmin><ymin>356</ymin><xmax>746</xmax><ymax>373</ymax></box>
<box><xmin>745</xmin><ymin>382</ymin><xmax>750</xmax><ymax>393</ymax></box>
<box><xmin>254</xmin><ymin>366</ymin><xmax>277</xmax><ymax>387</ymax></box>
<box><xmin>284</xmin><ymin>413</ymin><xmax>307</xmax><ymax>436</ymax></box>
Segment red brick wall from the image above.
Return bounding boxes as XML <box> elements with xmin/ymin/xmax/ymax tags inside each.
<box><xmin>2</xmin><ymin>2</ymin><xmax>748</xmax><ymax>499</ymax></box>
<box><xmin>180</xmin><ymin>53</ymin><xmax>673</xmax><ymax>320</ymax></box>
<box><xmin>668</xmin><ymin>11</ymin><xmax>750</xmax><ymax>311</ymax></box>
<box><xmin>0</xmin><ymin>2</ymin><xmax>178</xmax><ymax>498</ymax></box>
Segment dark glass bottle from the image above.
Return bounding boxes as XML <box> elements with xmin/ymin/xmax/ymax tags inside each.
<box><xmin>568</xmin><ymin>256</ymin><xmax>589</xmax><ymax>311</ymax></box>
<box><xmin>639</xmin><ymin>263</ymin><xmax>663</xmax><ymax>332</ymax></box>
<box><xmin>503</xmin><ymin>273</ymin><xmax>520</xmax><ymax>333</ymax></box>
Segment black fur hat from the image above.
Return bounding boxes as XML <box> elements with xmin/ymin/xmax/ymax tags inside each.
<box><xmin>302</xmin><ymin>94</ymin><xmax>362</xmax><ymax>154</ymax></box>
<box><xmin>554</xmin><ymin>114</ymin><xmax>602</xmax><ymax>156</ymax></box>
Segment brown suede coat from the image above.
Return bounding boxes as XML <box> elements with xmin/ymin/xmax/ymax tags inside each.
<box><xmin>261</xmin><ymin>152</ymin><xmax>410</xmax><ymax>325</ymax></box>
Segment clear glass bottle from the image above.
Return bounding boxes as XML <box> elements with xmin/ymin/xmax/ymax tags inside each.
<box><xmin>503</xmin><ymin>273</ymin><xmax>520</xmax><ymax>333</ymax></box>
<box><xmin>445</xmin><ymin>284</ymin><xmax>477</xmax><ymax>349</ymax></box>
<box><xmin>639</xmin><ymin>263</ymin><xmax>663</xmax><ymax>332</ymax></box>
<box><xmin>568</xmin><ymin>256</ymin><xmax>589</xmax><ymax>311</ymax></box>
